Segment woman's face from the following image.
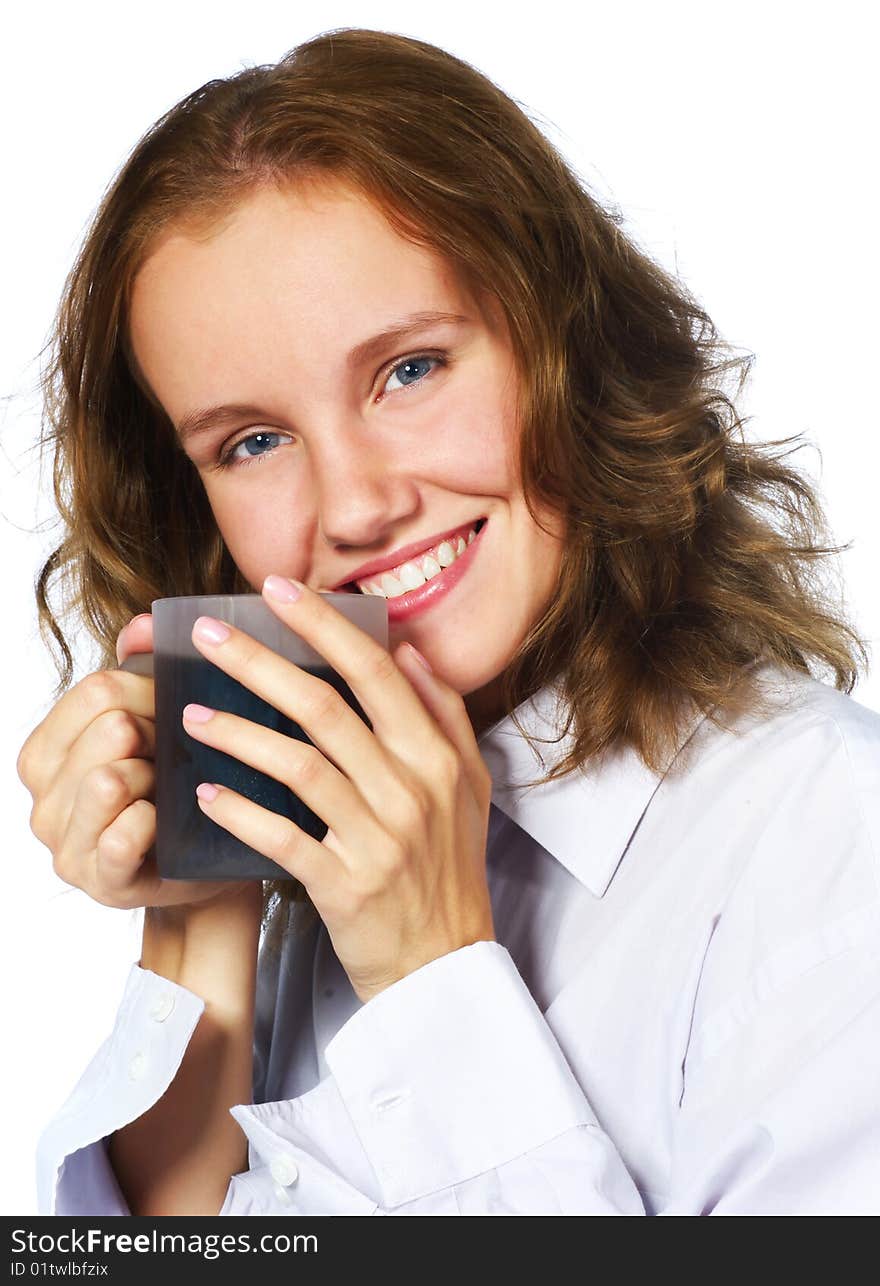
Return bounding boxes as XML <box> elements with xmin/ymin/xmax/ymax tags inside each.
<box><xmin>129</xmin><ymin>179</ymin><xmax>565</xmax><ymax>730</ymax></box>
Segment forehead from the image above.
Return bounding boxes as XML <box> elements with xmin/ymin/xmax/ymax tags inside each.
<box><xmin>127</xmin><ymin>180</ymin><xmax>474</xmax><ymax>409</ymax></box>
<box><xmin>131</xmin><ymin>180</ymin><xmax>464</xmax><ymax>331</ymax></box>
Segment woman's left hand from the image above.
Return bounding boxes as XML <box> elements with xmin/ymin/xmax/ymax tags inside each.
<box><xmin>182</xmin><ymin>574</ymin><xmax>497</xmax><ymax>1003</ymax></box>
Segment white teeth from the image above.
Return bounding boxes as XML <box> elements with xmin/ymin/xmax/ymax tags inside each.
<box><xmin>398</xmin><ymin>563</ymin><xmax>427</xmax><ymax>591</ymax></box>
<box><xmin>356</xmin><ymin>523</ymin><xmax>481</xmax><ymax>598</ymax></box>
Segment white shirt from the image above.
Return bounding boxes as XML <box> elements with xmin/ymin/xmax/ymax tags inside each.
<box><xmin>35</xmin><ymin>660</ymin><xmax>880</xmax><ymax>1214</ymax></box>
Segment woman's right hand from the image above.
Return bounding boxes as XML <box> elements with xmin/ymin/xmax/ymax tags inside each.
<box><xmin>17</xmin><ymin>613</ymin><xmax>255</xmax><ymax>912</ymax></box>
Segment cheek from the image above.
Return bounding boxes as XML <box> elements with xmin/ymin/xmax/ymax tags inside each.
<box><xmin>440</xmin><ymin>384</ymin><xmax>518</xmax><ymax>494</ymax></box>
<box><xmin>527</xmin><ymin>503</ymin><xmax>568</xmax><ymax>585</ymax></box>
<box><xmin>205</xmin><ymin>485</ymin><xmax>309</xmax><ymax>579</ymax></box>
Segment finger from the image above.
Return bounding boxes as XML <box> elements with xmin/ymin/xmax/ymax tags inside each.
<box><xmin>90</xmin><ymin>803</ymin><xmax>244</xmax><ymax>910</ymax></box>
<box><xmin>259</xmin><ymin>578</ymin><xmax>444</xmax><ymax>753</ymax></box>
<box><xmin>192</xmin><ymin>781</ymin><xmax>341</xmax><ymax>898</ymax></box>
<box><xmin>116</xmin><ymin>614</ymin><xmax>154</xmax><ymax>665</ymax></box>
<box><xmin>55</xmin><ymin>757</ymin><xmax>156</xmax><ymax>888</ymax></box>
<box><xmin>187</xmin><ymin>611</ymin><xmax>417</xmax><ymax>807</ymax></box>
<box><xmin>18</xmin><ymin>670</ymin><xmax>155</xmax><ymax>800</ymax></box>
<box><xmin>35</xmin><ymin>710</ymin><xmax>156</xmax><ymax>847</ymax></box>
<box><xmin>394</xmin><ymin>642</ymin><xmax>493</xmax><ymax>799</ymax></box>
<box><xmin>92</xmin><ymin>798</ymin><xmax>160</xmax><ymax>901</ymax></box>
<box><xmin>69</xmin><ymin>708</ymin><xmax>156</xmax><ymax>774</ymax></box>
<box><xmin>181</xmin><ymin>703</ymin><xmax>380</xmax><ymax>860</ymax></box>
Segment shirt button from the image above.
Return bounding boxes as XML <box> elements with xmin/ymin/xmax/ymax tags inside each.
<box><xmin>128</xmin><ymin>1051</ymin><xmax>147</xmax><ymax>1081</ymax></box>
<box><xmin>148</xmin><ymin>991</ymin><xmax>175</xmax><ymax>1023</ymax></box>
<box><xmin>269</xmin><ymin>1155</ymin><xmax>299</xmax><ymax>1188</ymax></box>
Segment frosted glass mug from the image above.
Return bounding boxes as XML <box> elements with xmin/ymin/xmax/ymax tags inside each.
<box><xmin>120</xmin><ymin>592</ymin><xmax>388</xmax><ymax>880</ymax></box>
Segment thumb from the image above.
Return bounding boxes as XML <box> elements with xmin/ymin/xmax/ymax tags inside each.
<box><xmin>116</xmin><ymin>613</ymin><xmax>155</xmax><ymax>665</ymax></box>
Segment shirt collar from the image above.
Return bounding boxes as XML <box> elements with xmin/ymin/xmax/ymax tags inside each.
<box><xmin>477</xmin><ymin>678</ymin><xmax>708</xmax><ymax>898</ymax></box>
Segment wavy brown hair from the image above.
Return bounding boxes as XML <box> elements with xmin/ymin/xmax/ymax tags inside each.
<box><xmin>33</xmin><ymin>27</ymin><xmax>869</xmax><ymax>935</ymax></box>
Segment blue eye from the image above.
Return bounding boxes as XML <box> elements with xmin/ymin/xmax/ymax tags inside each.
<box><xmin>382</xmin><ymin>353</ymin><xmax>445</xmax><ymax>395</ymax></box>
<box><xmin>218</xmin><ymin>352</ymin><xmax>446</xmax><ymax>469</ymax></box>
<box><xmin>222</xmin><ymin>431</ymin><xmax>294</xmax><ymax>468</ymax></box>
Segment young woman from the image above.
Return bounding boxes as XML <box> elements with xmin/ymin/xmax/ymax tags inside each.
<box><xmin>20</xmin><ymin>28</ymin><xmax>880</xmax><ymax>1215</ymax></box>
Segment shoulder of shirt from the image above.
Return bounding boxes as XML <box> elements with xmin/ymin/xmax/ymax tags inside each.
<box><xmin>680</xmin><ymin>670</ymin><xmax>880</xmax><ymax>1071</ymax></box>
<box><xmin>477</xmin><ymin>661</ymin><xmax>880</xmax><ymax>897</ymax></box>
<box><xmin>692</xmin><ymin>661</ymin><xmax>880</xmax><ymax>854</ymax></box>
<box><xmin>769</xmin><ymin>664</ymin><xmax>879</xmax><ymax>861</ymax></box>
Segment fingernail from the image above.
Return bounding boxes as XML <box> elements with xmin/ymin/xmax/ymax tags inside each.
<box><xmin>116</xmin><ymin>614</ymin><xmax>150</xmax><ymax>660</ymax></box>
<box><xmin>407</xmin><ymin>643</ymin><xmax>433</xmax><ymax>673</ymax></box>
<box><xmin>183</xmin><ymin>703</ymin><xmax>215</xmax><ymax>723</ymax></box>
<box><xmin>193</xmin><ymin>615</ymin><xmax>231</xmax><ymax>645</ymax></box>
<box><xmin>263</xmin><ymin>574</ymin><xmax>303</xmax><ymax>604</ymax></box>
<box><xmin>196</xmin><ymin>782</ymin><xmax>220</xmax><ymax>802</ymax></box>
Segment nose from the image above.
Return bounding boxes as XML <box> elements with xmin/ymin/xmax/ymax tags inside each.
<box><xmin>310</xmin><ymin>424</ymin><xmax>419</xmax><ymax>551</ymax></box>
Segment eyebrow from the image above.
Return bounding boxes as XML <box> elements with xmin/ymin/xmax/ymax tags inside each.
<box><xmin>175</xmin><ymin>309</ymin><xmax>472</xmax><ymax>443</ymax></box>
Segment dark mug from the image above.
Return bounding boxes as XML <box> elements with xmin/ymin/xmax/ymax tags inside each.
<box><xmin>120</xmin><ymin>592</ymin><xmax>388</xmax><ymax>880</ymax></box>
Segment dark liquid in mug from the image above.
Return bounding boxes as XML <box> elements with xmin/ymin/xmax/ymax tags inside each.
<box><xmin>154</xmin><ymin>655</ymin><xmax>371</xmax><ymax>880</ymax></box>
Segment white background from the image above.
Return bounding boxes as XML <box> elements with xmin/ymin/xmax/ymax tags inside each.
<box><xmin>1</xmin><ymin>0</ymin><xmax>877</xmax><ymax>1216</ymax></box>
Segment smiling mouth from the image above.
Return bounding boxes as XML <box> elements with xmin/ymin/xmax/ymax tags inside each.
<box><xmin>339</xmin><ymin>517</ymin><xmax>487</xmax><ymax>597</ymax></box>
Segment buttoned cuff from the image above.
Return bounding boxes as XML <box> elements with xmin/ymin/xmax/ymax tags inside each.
<box><xmin>36</xmin><ymin>963</ymin><xmax>205</xmax><ymax>1214</ymax></box>
<box><xmin>229</xmin><ymin>1085</ymin><xmax>380</xmax><ymax>1214</ymax></box>
<box><xmin>322</xmin><ymin>940</ymin><xmax>596</xmax><ymax>1208</ymax></box>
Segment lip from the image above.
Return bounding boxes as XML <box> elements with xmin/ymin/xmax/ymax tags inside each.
<box><xmin>329</xmin><ymin>518</ymin><xmax>486</xmax><ymax>591</ymax></box>
<box><xmin>381</xmin><ymin>517</ymin><xmax>488</xmax><ymax>623</ymax></box>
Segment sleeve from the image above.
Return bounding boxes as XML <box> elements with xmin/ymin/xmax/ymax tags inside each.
<box><xmin>38</xmin><ymin>942</ymin><xmax>638</xmax><ymax>1216</ymax></box>
<box><xmin>35</xmin><ymin>963</ymin><xmax>205</xmax><ymax>1215</ymax></box>
<box><xmin>228</xmin><ymin>941</ymin><xmax>647</xmax><ymax>1215</ymax></box>
<box><xmin>229</xmin><ymin>927</ymin><xmax>880</xmax><ymax>1216</ymax></box>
